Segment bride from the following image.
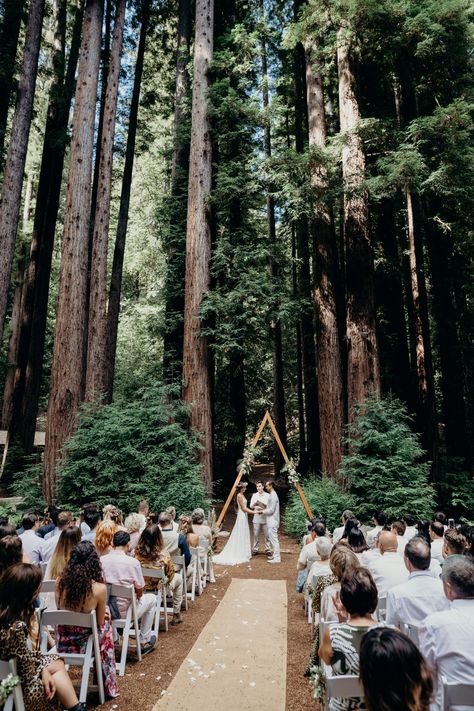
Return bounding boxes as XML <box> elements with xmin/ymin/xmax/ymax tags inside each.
<box><xmin>213</xmin><ymin>481</ymin><xmax>256</xmax><ymax>566</ymax></box>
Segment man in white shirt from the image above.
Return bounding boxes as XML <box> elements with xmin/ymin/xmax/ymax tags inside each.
<box><xmin>262</xmin><ymin>480</ymin><xmax>280</xmax><ymax>563</ymax></box>
<box><xmin>42</xmin><ymin>511</ymin><xmax>74</xmax><ymax>562</ymax></box>
<box><xmin>297</xmin><ymin>523</ymin><xmax>327</xmax><ymax>572</ymax></box>
<box><xmin>403</xmin><ymin>513</ymin><xmax>417</xmax><ymax>540</ymax></box>
<box><xmin>430</xmin><ymin>521</ymin><xmax>445</xmax><ymax>562</ymax></box>
<box><xmin>390</xmin><ymin>519</ymin><xmax>407</xmax><ymax>557</ymax></box>
<box><xmin>19</xmin><ymin>513</ymin><xmax>45</xmax><ymax>564</ymax></box>
<box><xmin>332</xmin><ymin>510</ymin><xmax>354</xmax><ymax>544</ymax></box>
<box><xmin>386</xmin><ymin>537</ymin><xmax>449</xmax><ymax>628</ymax></box>
<box><xmin>367</xmin><ymin>510</ymin><xmax>387</xmax><ymax>548</ymax></box>
<box><xmin>249</xmin><ymin>481</ymin><xmax>270</xmax><ymax>554</ymax></box>
<box><xmin>419</xmin><ymin>556</ymin><xmax>474</xmax><ymax>711</ymax></box>
<box><xmin>367</xmin><ymin>531</ymin><xmax>408</xmax><ymax>597</ymax></box>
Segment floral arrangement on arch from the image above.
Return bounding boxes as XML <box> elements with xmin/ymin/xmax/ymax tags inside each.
<box><xmin>237</xmin><ymin>445</ymin><xmax>262</xmax><ymax>477</ymax></box>
<box><xmin>281</xmin><ymin>458</ymin><xmax>300</xmax><ymax>486</ymax></box>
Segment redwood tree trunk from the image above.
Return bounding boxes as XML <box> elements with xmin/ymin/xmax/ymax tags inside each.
<box><xmin>85</xmin><ymin>0</ymin><xmax>126</xmax><ymax>401</ymax></box>
<box><xmin>0</xmin><ymin>0</ymin><xmax>25</xmax><ymax>162</ymax></box>
<box><xmin>7</xmin><ymin>0</ymin><xmax>83</xmax><ymax>460</ymax></box>
<box><xmin>44</xmin><ymin>0</ymin><xmax>103</xmax><ymax>503</ymax></box>
<box><xmin>292</xmin><ymin>224</ymin><xmax>307</xmax><ymax>465</ymax></box>
<box><xmin>105</xmin><ymin>0</ymin><xmax>150</xmax><ymax>401</ymax></box>
<box><xmin>182</xmin><ymin>0</ymin><xmax>214</xmax><ymax>491</ymax></box>
<box><xmin>0</xmin><ymin>0</ymin><xmax>45</xmax><ymax>346</ymax></box>
<box><xmin>305</xmin><ymin>39</ymin><xmax>344</xmax><ymax>477</ymax></box>
<box><xmin>336</xmin><ymin>24</ymin><xmax>380</xmax><ymax>415</ymax></box>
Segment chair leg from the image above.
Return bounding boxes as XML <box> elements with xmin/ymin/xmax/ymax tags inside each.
<box><xmin>92</xmin><ymin>634</ymin><xmax>105</xmax><ymax>704</ymax></box>
<box><xmin>162</xmin><ymin>585</ymin><xmax>169</xmax><ymax>632</ymax></box>
<box><xmin>153</xmin><ymin>590</ymin><xmax>161</xmax><ymax>638</ymax></box>
<box><xmin>118</xmin><ymin>624</ymin><xmax>129</xmax><ymax>676</ymax></box>
<box><xmin>79</xmin><ymin>660</ymin><xmax>91</xmax><ymax>704</ymax></box>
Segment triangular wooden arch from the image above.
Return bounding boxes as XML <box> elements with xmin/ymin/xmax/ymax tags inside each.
<box><xmin>216</xmin><ymin>410</ymin><xmax>313</xmax><ymax>527</ymax></box>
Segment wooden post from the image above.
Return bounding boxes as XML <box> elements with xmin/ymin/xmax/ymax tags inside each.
<box><xmin>216</xmin><ymin>410</ymin><xmax>314</xmax><ymax>527</ymax></box>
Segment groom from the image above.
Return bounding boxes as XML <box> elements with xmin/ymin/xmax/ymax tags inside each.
<box><xmin>261</xmin><ymin>480</ymin><xmax>280</xmax><ymax>564</ymax></box>
<box><xmin>250</xmin><ymin>481</ymin><xmax>271</xmax><ymax>556</ymax></box>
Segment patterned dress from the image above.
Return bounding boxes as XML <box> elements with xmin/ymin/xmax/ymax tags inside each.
<box><xmin>0</xmin><ymin>621</ymin><xmax>60</xmax><ymax>711</ymax></box>
<box><xmin>328</xmin><ymin>623</ymin><xmax>373</xmax><ymax>711</ymax></box>
<box><xmin>307</xmin><ymin>573</ymin><xmax>338</xmax><ymax>672</ymax></box>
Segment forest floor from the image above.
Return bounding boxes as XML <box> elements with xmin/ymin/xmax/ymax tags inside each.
<box><xmin>90</xmin><ymin>529</ymin><xmax>314</xmax><ymax>711</ymax></box>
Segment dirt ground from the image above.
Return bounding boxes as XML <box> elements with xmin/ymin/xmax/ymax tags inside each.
<box><xmin>91</xmin><ymin>530</ymin><xmax>314</xmax><ymax>711</ymax></box>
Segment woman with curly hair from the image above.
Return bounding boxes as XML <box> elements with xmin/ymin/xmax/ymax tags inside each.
<box><xmin>94</xmin><ymin>519</ymin><xmax>117</xmax><ymax>556</ymax></box>
<box><xmin>55</xmin><ymin>541</ymin><xmax>118</xmax><ymax>698</ymax></box>
<box><xmin>178</xmin><ymin>515</ymin><xmax>199</xmax><ymax>548</ymax></box>
<box><xmin>0</xmin><ymin>563</ymin><xmax>83</xmax><ymax>711</ymax></box>
<box><xmin>134</xmin><ymin>524</ymin><xmax>184</xmax><ymax>625</ymax></box>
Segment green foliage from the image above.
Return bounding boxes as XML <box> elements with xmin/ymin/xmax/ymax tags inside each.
<box><xmin>283</xmin><ymin>476</ymin><xmax>357</xmax><ymax>536</ymax></box>
<box><xmin>11</xmin><ymin>461</ymin><xmax>46</xmax><ymax>514</ymax></box>
<box><xmin>339</xmin><ymin>396</ymin><xmax>435</xmax><ymax>522</ymax></box>
<box><xmin>58</xmin><ymin>384</ymin><xmax>210</xmax><ymax>516</ymax></box>
<box><xmin>437</xmin><ymin>458</ymin><xmax>474</xmax><ymax>524</ymax></box>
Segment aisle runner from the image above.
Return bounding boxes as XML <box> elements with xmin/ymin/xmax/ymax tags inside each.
<box><xmin>153</xmin><ymin>578</ymin><xmax>287</xmax><ymax>710</ymax></box>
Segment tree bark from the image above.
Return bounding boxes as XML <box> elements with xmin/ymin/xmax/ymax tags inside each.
<box><xmin>85</xmin><ymin>0</ymin><xmax>126</xmax><ymax>401</ymax></box>
<box><xmin>0</xmin><ymin>0</ymin><xmax>25</xmax><ymax>162</ymax></box>
<box><xmin>336</xmin><ymin>23</ymin><xmax>380</xmax><ymax>416</ymax></box>
<box><xmin>292</xmin><ymin>224</ymin><xmax>307</xmax><ymax>465</ymax></box>
<box><xmin>0</xmin><ymin>0</ymin><xmax>44</xmax><ymax>347</ymax></box>
<box><xmin>162</xmin><ymin>0</ymin><xmax>192</xmax><ymax>384</ymax></box>
<box><xmin>105</xmin><ymin>0</ymin><xmax>150</xmax><ymax>401</ymax></box>
<box><xmin>305</xmin><ymin>39</ymin><xmax>344</xmax><ymax>477</ymax></box>
<box><xmin>182</xmin><ymin>0</ymin><xmax>214</xmax><ymax>491</ymax></box>
<box><xmin>44</xmin><ymin>0</ymin><xmax>103</xmax><ymax>503</ymax></box>
<box><xmin>6</xmin><ymin>0</ymin><xmax>83</xmax><ymax>461</ymax></box>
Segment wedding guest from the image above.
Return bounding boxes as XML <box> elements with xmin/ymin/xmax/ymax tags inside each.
<box><xmin>103</xmin><ymin>506</ymin><xmax>124</xmax><ymax>527</ymax></box>
<box><xmin>125</xmin><ymin>512</ymin><xmax>146</xmax><ymax>554</ymax></box>
<box><xmin>391</xmin><ymin>520</ymin><xmax>407</xmax><ymax>557</ymax></box>
<box><xmin>82</xmin><ymin>509</ymin><xmax>102</xmax><ymax>543</ymax></box>
<box><xmin>429</xmin><ymin>521</ymin><xmax>445</xmax><ymax>562</ymax></box>
<box><xmin>0</xmin><ymin>525</ymin><xmax>31</xmax><ymax>563</ymax></box>
<box><xmin>138</xmin><ymin>499</ymin><xmax>149</xmax><ymax>519</ymax></box>
<box><xmin>42</xmin><ymin>511</ymin><xmax>74</xmax><ymax>562</ymax></box>
<box><xmin>19</xmin><ymin>513</ymin><xmax>45</xmax><ymax>564</ymax></box>
<box><xmin>165</xmin><ymin>506</ymin><xmax>179</xmax><ymax>533</ymax></box>
<box><xmin>360</xmin><ymin>627</ymin><xmax>433</xmax><ymax>711</ymax></box>
<box><xmin>403</xmin><ymin>513</ymin><xmax>417</xmax><ymax>540</ymax></box>
<box><xmin>159</xmin><ymin>512</ymin><xmax>191</xmax><ymax>567</ymax></box>
<box><xmin>419</xmin><ymin>557</ymin><xmax>474</xmax><ymax>710</ymax></box>
<box><xmin>305</xmin><ymin>537</ymin><xmax>332</xmax><ymax>591</ymax></box>
<box><xmin>347</xmin><ymin>527</ymin><xmax>369</xmax><ymax>560</ymax></box>
<box><xmin>0</xmin><ymin>563</ymin><xmax>83</xmax><ymax>711</ymax></box>
<box><xmin>56</xmin><ymin>541</ymin><xmax>118</xmax><ymax>698</ymax></box>
<box><xmin>0</xmin><ymin>535</ymin><xmax>22</xmax><ymax>574</ymax></box>
<box><xmin>191</xmin><ymin>509</ymin><xmax>212</xmax><ymax>546</ymax></box>
<box><xmin>367</xmin><ymin>511</ymin><xmax>387</xmax><ymax>548</ymax></box>
<box><xmin>340</xmin><ymin>517</ymin><xmax>359</xmax><ymax>544</ymax></box>
<box><xmin>37</xmin><ymin>506</ymin><xmax>60</xmax><ymax>539</ymax></box>
<box><xmin>320</xmin><ymin>544</ymin><xmax>360</xmax><ymax>622</ymax></box>
<box><xmin>179</xmin><ymin>516</ymin><xmax>200</xmax><ymax>548</ymax></box>
<box><xmin>434</xmin><ymin>511</ymin><xmax>447</xmax><ymax>530</ymax></box>
<box><xmin>332</xmin><ymin>510</ymin><xmax>354</xmax><ymax>545</ymax></box>
<box><xmin>367</xmin><ymin>531</ymin><xmax>408</xmax><ymax>597</ymax></box>
<box><xmin>442</xmin><ymin>528</ymin><xmax>466</xmax><ymax>560</ymax></box>
<box><xmin>78</xmin><ymin>503</ymin><xmax>99</xmax><ymax>536</ymax></box>
<box><xmin>319</xmin><ymin>567</ymin><xmax>382</xmax><ymax>711</ymax></box>
<box><xmin>416</xmin><ymin>519</ymin><xmax>431</xmax><ymax>545</ymax></box>
<box><xmin>134</xmin><ymin>523</ymin><xmax>184</xmax><ymax>625</ymax></box>
<box><xmin>297</xmin><ymin>524</ymin><xmax>327</xmax><ymax>572</ymax></box>
<box><xmin>94</xmin><ymin>519</ymin><xmax>116</xmax><ymax>556</ymax></box>
<box><xmin>43</xmin><ymin>527</ymin><xmax>82</xmax><ymax>610</ymax></box>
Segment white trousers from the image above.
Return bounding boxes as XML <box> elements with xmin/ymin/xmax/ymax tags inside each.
<box><xmin>267</xmin><ymin>525</ymin><xmax>280</xmax><ymax>561</ymax></box>
<box><xmin>168</xmin><ymin>573</ymin><xmax>184</xmax><ymax>613</ymax></box>
<box><xmin>136</xmin><ymin>593</ymin><xmax>156</xmax><ymax>643</ymax></box>
<box><xmin>252</xmin><ymin>522</ymin><xmax>270</xmax><ymax>552</ymax></box>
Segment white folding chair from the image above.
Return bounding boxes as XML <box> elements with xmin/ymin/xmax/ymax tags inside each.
<box><xmin>0</xmin><ymin>659</ymin><xmax>25</xmax><ymax>711</ymax></box>
<box><xmin>323</xmin><ymin>662</ymin><xmax>364</xmax><ymax>711</ymax></box>
<box><xmin>376</xmin><ymin>596</ymin><xmax>387</xmax><ymax>622</ymax></box>
<box><xmin>40</xmin><ymin>609</ymin><xmax>105</xmax><ymax>704</ymax></box>
<box><xmin>139</xmin><ymin>566</ymin><xmax>167</xmax><ymax>635</ymax></box>
<box><xmin>442</xmin><ymin>677</ymin><xmax>474</xmax><ymax>710</ymax></box>
<box><xmin>40</xmin><ymin>562</ymin><xmax>48</xmax><ymax>578</ymax></box>
<box><xmin>400</xmin><ymin>621</ymin><xmax>420</xmax><ymax>646</ymax></box>
<box><xmin>188</xmin><ymin>547</ymin><xmax>204</xmax><ymax>601</ymax></box>
<box><xmin>172</xmin><ymin>555</ymin><xmax>188</xmax><ymax>611</ymax></box>
<box><xmin>109</xmin><ymin>583</ymin><xmax>143</xmax><ymax>676</ymax></box>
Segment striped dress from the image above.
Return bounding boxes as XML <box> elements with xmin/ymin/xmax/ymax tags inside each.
<box><xmin>328</xmin><ymin>623</ymin><xmax>375</xmax><ymax>711</ymax></box>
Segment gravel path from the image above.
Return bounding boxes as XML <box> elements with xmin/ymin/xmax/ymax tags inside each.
<box><xmin>91</xmin><ymin>531</ymin><xmax>314</xmax><ymax>710</ymax></box>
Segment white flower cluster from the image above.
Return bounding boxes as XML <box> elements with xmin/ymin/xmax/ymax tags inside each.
<box><xmin>0</xmin><ymin>674</ymin><xmax>20</xmax><ymax>705</ymax></box>
<box><xmin>282</xmin><ymin>458</ymin><xmax>300</xmax><ymax>486</ymax></box>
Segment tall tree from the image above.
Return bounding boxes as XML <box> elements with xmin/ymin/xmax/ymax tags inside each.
<box><xmin>85</xmin><ymin>0</ymin><xmax>127</xmax><ymax>401</ymax></box>
<box><xmin>0</xmin><ymin>0</ymin><xmax>45</xmax><ymax>347</ymax></box>
<box><xmin>336</xmin><ymin>15</ymin><xmax>380</xmax><ymax>414</ymax></box>
<box><xmin>182</xmin><ymin>0</ymin><xmax>214</xmax><ymax>491</ymax></box>
<box><xmin>6</xmin><ymin>0</ymin><xmax>84</xmax><ymax>461</ymax></box>
<box><xmin>105</xmin><ymin>0</ymin><xmax>151</xmax><ymax>400</ymax></box>
<box><xmin>305</xmin><ymin>38</ymin><xmax>344</xmax><ymax>477</ymax></box>
<box><xmin>44</xmin><ymin>0</ymin><xmax>103</xmax><ymax>503</ymax></box>
<box><xmin>0</xmin><ymin>0</ymin><xmax>25</xmax><ymax>162</ymax></box>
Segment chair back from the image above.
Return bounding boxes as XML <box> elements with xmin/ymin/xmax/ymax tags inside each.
<box><xmin>323</xmin><ymin>663</ymin><xmax>364</xmax><ymax>703</ymax></box>
<box><xmin>376</xmin><ymin>596</ymin><xmax>387</xmax><ymax>622</ymax></box>
<box><xmin>40</xmin><ymin>579</ymin><xmax>56</xmax><ymax>594</ymax></box>
<box><xmin>0</xmin><ymin>659</ymin><xmax>24</xmax><ymax>711</ymax></box>
<box><xmin>140</xmin><ymin>566</ymin><xmax>166</xmax><ymax>581</ymax></box>
<box><xmin>442</xmin><ymin>678</ymin><xmax>474</xmax><ymax>710</ymax></box>
<box><xmin>400</xmin><ymin>621</ymin><xmax>420</xmax><ymax>646</ymax></box>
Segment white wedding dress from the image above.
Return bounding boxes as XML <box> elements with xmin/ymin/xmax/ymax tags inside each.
<box><xmin>213</xmin><ymin>496</ymin><xmax>252</xmax><ymax>566</ymax></box>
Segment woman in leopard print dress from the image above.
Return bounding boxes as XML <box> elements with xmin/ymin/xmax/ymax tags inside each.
<box><xmin>0</xmin><ymin>563</ymin><xmax>84</xmax><ymax>711</ymax></box>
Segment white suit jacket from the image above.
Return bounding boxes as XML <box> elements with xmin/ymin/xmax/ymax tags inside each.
<box><xmin>263</xmin><ymin>490</ymin><xmax>280</xmax><ymax>528</ymax></box>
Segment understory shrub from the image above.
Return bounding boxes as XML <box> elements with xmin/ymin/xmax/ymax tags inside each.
<box><xmin>437</xmin><ymin>458</ymin><xmax>474</xmax><ymax>524</ymax></box>
<box><xmin>58</xmin><ymin>384</ymin><xmax>210</xmax><ymax>515</ymax></box>
<box><xmin>340</xmin><ymin>396</ymin><xmax>435</xmax><ymax>523</ymax></box>
<box><xmin>283</xmin><ymin>476</ymin><xmax>356</xmax><ymax>537</ymax></box>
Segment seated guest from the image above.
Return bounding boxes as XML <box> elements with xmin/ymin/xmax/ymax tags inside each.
<box><xmin>82</xmin><ymin>508</ymin><xmax>102</xmax><ymax>543</ymax></box>
<box><xmin>103</xmin><ymin>506</ymin><xmax>124</xmax><ymax>527</ymax></box>
<box><xmin>191</xmin><ymin>509</ymin><xmax>212</xmax><ymax>546</ymax></box>
<box><xmin>94</xmin><ymin>519</ymin><xmax>117</xmax><ymax>556</ymax></box>
<box><xmin>403</xmin><ymin>513</ymin><xmax>417</xmax><ymax>540</ymax></box>
<box><xmin>332</xmin><ymin>510</ymin><xmax>354</xmax><ymax>545</ymax></box>
<box><xmin>159</xmin><ymin>512</ymin><xmax>191</xmax><ymax>567</ymax></box>
<box><xmin>0</xmin><ymin>563</ymin><xmax>84</xmax><ymax>711</ymax></box>
<box><xmin>386</xmin><ymin>537</ymin><xmax>449</xmax><ymax>628</ymax></box>
<box><xmin>101</xmin><ymin>531</ymin><xmax>157</xmax><ymax>653</ymax></box>
<box><xmin>37</xmin><ymin>506</ymin><xmax>60</xmax><ymax>539</ymax></box>
<box><xmin>0</xmin><ymin>525</ymin><xmax>31</xmax><ymax>563</ymax></box>
<box><xmin>305</xmin><ymin>537</ymin><xmax>332</xmax><ymax>591</ymax></box>
<box><xmin>148</xmin><ymin>512</ymin><xmax>159</xmax><ymax>525</ymax></box>
<box><xmin>461</xmin><ymin>525</ymin><xmax>474</xmax><ymax>560</ymax></box>
<box><xmin>429</xmin><ymin>521</ymin><xmax>445</xmax><ymax>562</ymax></box>
<box><xmin>138</xmin><ymin>498</ymin><xmax>149</xmax><ymax>519</ymax></box>
<box><xmin>360</xmin><ymin>531</ymin><xmax>382</xmax><ymax>567</ymax></box>
<box><xmin>79</xmin><ymin>503</ymin><xmax>99</xmax><ymax>536</ymax></box>
<box><xmin>0</xmin><ymin>536</ymin><xmax>23</xmax><ymax>574</ymax></box>
<box><xmin>367</xmin><ymin>510</ymin><xmax>387</xmax><ymax>548</ymax></box>
<box><xmin>347</xmin><ymin>527</ymin><xmax>369</xmax><ymax>560</ymax></box>
<box><xmin>434</xmin><ymin>511</ymin><xmax>447</xmax><ymax>530</ymax></box>
<box><xmin>320</xmin><ymin>544</ymin><xmax>360</xmax><ymax>622</ymax></box>
<box><xmin>360</xmin><ymin>627</ymin><xmax>433</xmax><ymax>711</ymax></box>
<box><xmin>124</xmin><ymin>512</ymin><xmax>146</xmax><ymax>554</ymax></box>
<box><xmin>367</xmin><ymin>531</ymin><xmax>408</xmax><ymax>597</ymax></box>
<box><xmin>297</xmin><ymin>523</ymin><xmax>327</xmax><ymax>572</ymax></box>
<box><xmin>443</xmin><ymin>528</ymin><xmax>466</xmax><ymax>560</ymax></box>
<box><xmin>134</xmin><ymin>524</ymin><xmax>184</xmax><ymax>625</ymax></box>
<box><xmin>179</xmin><ymin>515</ymin><xmax>200</xmax><ymax>548</ymax></box>
<box><xmin>340</xmin><ymin>517</ymin><xmax>359</xmax><ymax>544</ymax></box>
<box><xmin>419</xmin><ymin>557</ymin><xmax>474</xmax><ymax>711</ymax></box>
<box><xmin>42</xmin><ymin>511</ymin><xmax>74</xmax><ymax>562</ymax></box>
<box><xmin>416</xmin><ymin>519</ymin><xmax>431</xmax><ymax>545</ymax></box>
<box><xmin>43</xmin><ymin>527</ymin><xmax>82</xmax><ymax>610</ymax></box>
<box><xmin>56</xmin><ymin>541</ymin><xmax>118</xmax><ymax>698</ymax></box>
<box><xmin>19</xmin><ymin>513</ymin><xmax>45</xmax><ymax>564</ymax></box>
<box><xmin>391</xmin><ymin>520</ymin><xmax>407</xmax><ymax>557</ymax></box>
<box><xmin>319</xmin><ymin>568</ymin><xmax>382</xmax><ymax>711</ymax></box>
<box><xmin>166</xmin><ymin>506</ymin><xmax>180</xmax><ymax>533</ymax></box>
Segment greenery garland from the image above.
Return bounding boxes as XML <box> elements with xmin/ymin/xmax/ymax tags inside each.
<box><xmin>0</xmin><ymin>673</ymin><xmax>20</xmax><ymax>704</ymax></box>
